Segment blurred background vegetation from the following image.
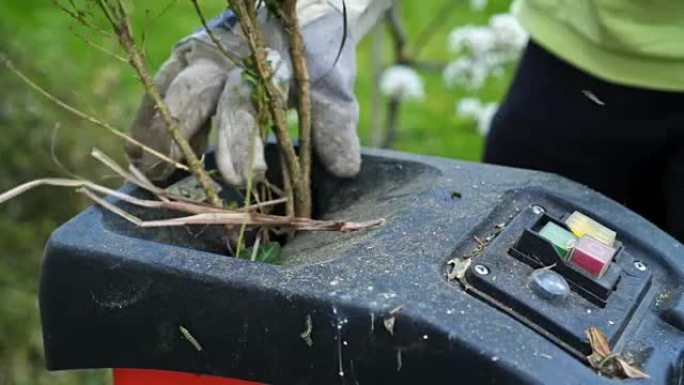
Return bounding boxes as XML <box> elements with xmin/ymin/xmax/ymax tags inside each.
<box><xmin>0</xmin><ymin>0</ymin><xmax>515</xmax><ymax>383</ymax></box>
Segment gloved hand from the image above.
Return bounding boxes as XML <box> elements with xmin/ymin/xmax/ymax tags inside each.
<box><xmin>126</xmin><ymin>0</ymin><xmax>391</xmax><ymax>185</ymax></box>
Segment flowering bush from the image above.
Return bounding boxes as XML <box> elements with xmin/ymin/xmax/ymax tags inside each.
<box><xmin>457</xmin><ymin>97</ymin><xmax>499</xmax><ymax>136</ymax></box>
<box><xmin>380</xmin><ymin>65</ymin><xmax>426</xmax><ymax>101</ymax></box>
<box><xmin>445</xmin><ymin>13</ymin><xmax>526</xmax><ymax>90</ymax></box>
<box><xmin>376</xmin><ymin>3</ymin><xmax>526</xmax><ymax>142</ymax></box>
<box><xmin>446</xmin><ymin>12</ymin><xmax>527</xmax><ymax>136</ymax></box>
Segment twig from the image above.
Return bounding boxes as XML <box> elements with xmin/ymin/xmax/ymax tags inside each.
<box><xmin>383</xmin><ymin>1</ymin><xmax>410</xmax><ymax>148</ymax></box>
<box><xmin>140</xmin><ymin>9</ymin><xmax>150</xmax><ymax>62</ymax></box>
<box><xmin>383</xmin><ymin>97</ymin><xmax>401</xmax><ymax>148</ymax></box>
<box><xmin>101</xmin><ymin>204</ymin><xmax>386</xmax><ymax>232</ymax></box>
<box><xmin>95</xmin><ymin>0</ymin><xmax>222</xmax><ymax>208</ymax></box>
<box><xmin>91</xmin><ymin>148</ymin><xmax>211</xmax><ymax>206</ymax></box>
<box><xmin>0</xmin><ymin>176</ymin><xmax>285</xmax><ymax>217</ymax></box>
<box><xmin>386</xmin><ymin>1</ymin><xmax>410</xmax><ymax>65</ymax></box>
<box><xmin>413</xmin><ymin>0</ymin><xmax>455</xmax><ymax>59</ymax></box>
<box><xmin>231</xmin><ymin>0</ymin><xmax>308</xmax><ymax>217</ymax></box>
<box><xmin>188</xmin><ymin>0</ymin><xmax>242</xmax><ymax>67</ymax></box>
<box><xmin>0</xmin><ymin>52</ymin><xmax>188</xmax><ymax>172</ymax></box>
<box><xmin>250</xmin><ymin>234</ymin><xmax>261</xmax><ymax>261</ymax></box>
<box><xmin>28</xmin><ymin>180</ymin><xmax>384</xmax><ymax>232</ymax></box>
<box><xmin>370</xmin><ymin>23</ymin><xmax>385</xmax><ymax>147</ymax></box>
<box><xmin>79</xmin><ymin>187</ymin><xmax>143</xmax><ymax>225</ymax></box>
<box><xmin>91</xmin><ymin>148</ymin><xmax>171</xmax><ymax>200</ymax></box>
<box><xmin>280</xmin><ymin>0</ymin><xmax>313</xmax><ymax>218</ymax></box>
<box><xmin>51</xmin><ymin>0</ymin><xmax>113</xmax><ymax>37</ymax></box>
<box><xmin>50</xmin><ymin>124</ymin><xmax>82</xmax><ymax>180</ymax></box>
<box><xmin>279</xmin><ymin>149</ymin><xmax>295</xmax><ymax>217</ymax></box>
<box><xmin>235</xmin><ymin>122</ymin><xmax>260</xmax><ymax>256</ymax></box>
<box><xmin>70</xmin><ymin>28</ymin><xmax>127</xmax><ymax>62</ymax></box>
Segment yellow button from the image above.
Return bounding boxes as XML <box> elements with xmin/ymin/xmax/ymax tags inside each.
<box><xmin>565</xmin><ymin>211</ymin><xmax>616</xmax><ymax>247</ymax></box>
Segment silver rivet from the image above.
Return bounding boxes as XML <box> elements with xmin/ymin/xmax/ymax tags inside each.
<box><xmin>633</xmin><ymin>261</ymin><xmax>647</xmax><ymax>271</ymax></box>
<box><xmin>532</xmin><ymin>205</ymin><xmax>546</xmax><ymax>215</ymax></box>
<box><xmin>474</xmin><ymin>264</ymin><xmax>490</xmax><ymax>276</ymax></box>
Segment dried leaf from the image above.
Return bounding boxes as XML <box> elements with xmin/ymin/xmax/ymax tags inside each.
<box><xmin>587</xmin><ymin>326</ymin><xmax>612</xmax><ymax>358</ymax></box>
<box><xmin>585</xmin><ymin>327</ymin><xmax>649</xmax><ymax>379</ymax></box>
<box><xmin>616</xmin><ymin>357</ymin><xmax>649</xmax><ymax>379</ymax></box>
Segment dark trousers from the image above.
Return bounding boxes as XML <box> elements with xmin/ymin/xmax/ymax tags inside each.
<box><xmin>484</xmin><ymin>41</ymin><xmax>684</xmax><ymax>241</ymax></box>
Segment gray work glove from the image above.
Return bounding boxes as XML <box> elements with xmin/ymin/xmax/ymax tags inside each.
<box><xmin>126</xmin><ymin>0</ymin><xmax>391</xmax><ymax>185</ymax></box>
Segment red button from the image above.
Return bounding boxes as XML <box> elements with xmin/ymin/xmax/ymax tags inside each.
<box><xmin>569</xmin><ymin>235</ymin><xmax>616</xmax><ymax>278</ymax></box>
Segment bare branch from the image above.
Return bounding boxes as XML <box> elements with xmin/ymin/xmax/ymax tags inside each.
<box><xmin>280</xmin><ymin>0</ymin><xmax>313</xmax><ymax>219</ymax></box>
<box><xmin>0</xmin><ymin>53</ymin><xmax>189</xmax><ymax>172</ymax></box>
<box><xmin>231</xmin><ymin>0</ymin><xmax>309</xmax><ymax>217</ymax></box>
<box><xmin>189</xmin><ymin>0</ymin><xmax>243</xmax><ymax>67</ymax></box>
<box><xmin>70</xmin><ymin>28</ymin><xmax>127</xmax><ymax>62</ymax></box>
<box><xmin>96</xmin><ymin>0</ymin><xmax>223</xmax><ymax>208</ymax></box>
<box><xmin>52</xmin><ymin>0</ymin><xmax>113</xmax><ymax>37</ymax></box>
<box><xmin>132</xmin><ymin>211</ymin><xmax>386</xmax><ymax>232</ymax></box>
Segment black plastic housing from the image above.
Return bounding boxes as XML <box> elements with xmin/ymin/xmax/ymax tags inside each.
<box><xmin>40</xmin><ymin>147</ymin><xmax>684</xmax><ymax>385</ymax></box>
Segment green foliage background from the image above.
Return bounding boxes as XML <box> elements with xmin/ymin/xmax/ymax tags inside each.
<box><xmin>0</xmin><ymin>0</ymin><xmax>514</xmax><ymax>383</ymax></box>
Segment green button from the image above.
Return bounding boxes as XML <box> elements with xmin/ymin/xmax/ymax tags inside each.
<box><xmin>539</xmin><ymin>222</ymin><xmax>578</xmax><ymax>259</ymax></box>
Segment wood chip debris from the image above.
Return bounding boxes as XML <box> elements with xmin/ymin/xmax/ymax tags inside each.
<box><xmin>179</xmin><ymin>325</ymin><xmax>203</xmax><ymax>352</ymax></box>
<box><xmin>447</xmin><ymin>257</ymin><xmax>472</xmax><ymax>281</ymax></box>
<box><xmin>383</xmin><ymin>305</ymin><xmax>405</xmax><ymax>336</ymax></box>
<box><xmin>300</xmin><ymin>314</ymin><xmax>313</xmax><ymax>347</ymax></box>
<box><xmin>581</xmin><ymin>90</ymin><xmax>605</xmax><ymax>106</ymax></box>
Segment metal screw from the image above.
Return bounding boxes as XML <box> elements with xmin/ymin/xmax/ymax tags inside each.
<box><xmin>633</xmin><ymin>261</ymin><xmax>648</xmax><ymax>272</ymax></box>
<box><xmin>532</xmin><ymin>205</ymin><xmax>546</xmax><ymax>215</ymax></box>
<box><xmin>474</xmin><ymin>264</ymin><xmax>490</xmax><ymax>276</ymax></box>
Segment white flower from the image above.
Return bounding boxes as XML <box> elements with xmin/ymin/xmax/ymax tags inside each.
<box><xmin>489</xmin><ymin>14</ymin><xmax>528</xmax><ymax>52</ymax></box>
<box><xmin>380</xmin><ymin>65</ymin><xmax>425</xmax><ymax>101</ymax></box>
<box><xmin>457</xmin><ymin>97</ymin><xmax>483</xmax><ymax>120</ymax></box>
<box><xmin>456</xmin><ymin>98</ymin><xmax>499</xmax><ymax>136</ymax></box>
<box><xmin>470</xmin><ymin>0</ymin><xmax>488</xmax><ymax>12</ymax></box>
<box><xmin>443</xmin><ymin>57</ymin><xmax>489</xmax><ymax>89</ymax></box>
<box><xmin>448</xmin><ymin>25</ymin><xmax>496</xmax><ymax>57</ymax></box>
<box><xmin>476</xmin><ymin>102</ymin><xmax>499</xmax><ymax>136</ymax></box>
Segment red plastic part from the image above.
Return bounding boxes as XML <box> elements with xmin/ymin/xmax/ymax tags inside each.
<box><xmin>113</xmin><ymin>369</ymin><xmax>265</xmax><ymax>385</ymax></box>
<box><xmin>569</xmin><ymin>235</ymin><xmax>615</xmax><ymax>278</ymax></box>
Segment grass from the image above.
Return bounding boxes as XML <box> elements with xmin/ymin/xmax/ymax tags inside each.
<box><xmin>0</xmin><ymin>1</ymin><xmax>515</xmax><ymax>384</ymax></box>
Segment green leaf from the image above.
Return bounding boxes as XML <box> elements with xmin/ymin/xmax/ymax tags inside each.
<box><xmin>238</xmin><ymin>241</ymin><xmax>284</xmax><ymax>264</ymax></box>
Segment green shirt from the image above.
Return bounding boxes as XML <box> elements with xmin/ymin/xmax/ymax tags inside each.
<box><xmin>514</xmin><ymin>0</ymin><xmax>684</xmax><ymax>91</ymax></box>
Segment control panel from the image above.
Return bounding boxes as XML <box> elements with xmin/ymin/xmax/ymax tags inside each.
<box><xmin>456</xmin><ymin>205</ymin><xmax>653</xmax><ymax>356</ymax></box>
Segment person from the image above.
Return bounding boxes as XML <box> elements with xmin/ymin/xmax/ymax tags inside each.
<box><xmin>484</xmin><ymin>1</ymin><xmax>684</xmax><ymax>241</ymax></box>
<box><xmin>127</xmin><ymin>0</ymin><xmax>391</xmax><ymax>186</ymax></box>
<box><xmin>129</xmin><ymin>0</ymin><xmax>682</xmax><ymax>241</ymax></box>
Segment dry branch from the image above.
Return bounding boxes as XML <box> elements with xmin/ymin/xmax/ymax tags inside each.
<box><xmin>231</xmin><ymin>0</ymin><xmax>311</xmax><ymax>218</ymax></box>
<box><xmin>188</xmin><ymin>0</ymin><xmax>243</xmax><ymax>67</ymax></box>
<box><xmin>52</xmin><ymin>0</ymin><xmax>113</xmax><ymax>37</ymax></box>
<box><xmin>24</xmin><ymin>180</ymin><xmax>381</xmax><ymax>233</ymax></box>
<box><xmin>0</xmin><ymin>174</ymin><xmax>287</xmax><ymax>218</ymax></box>
<box><xmin>0</xmin><ymin>53</ymin><xmax>188</xmax><ymax>172</ymax></box>
<box><xmin>279</xmin><ymin>0</ymin><xmax>313</xmax><ymax>218</ymax></box>
<box><xmin>0</xmin><ymin>175</ymin><xmax>382</xmax><ymax>232</ymax></box>
<box><xmin>95</xmin><ymin>0</ymin><xmax>223</xmax><ymax>208</ymax></box>
<box><xmin>107</xmin><ymin>206</ymin><xmax>385</xmax><ymax>232</ymax></box>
